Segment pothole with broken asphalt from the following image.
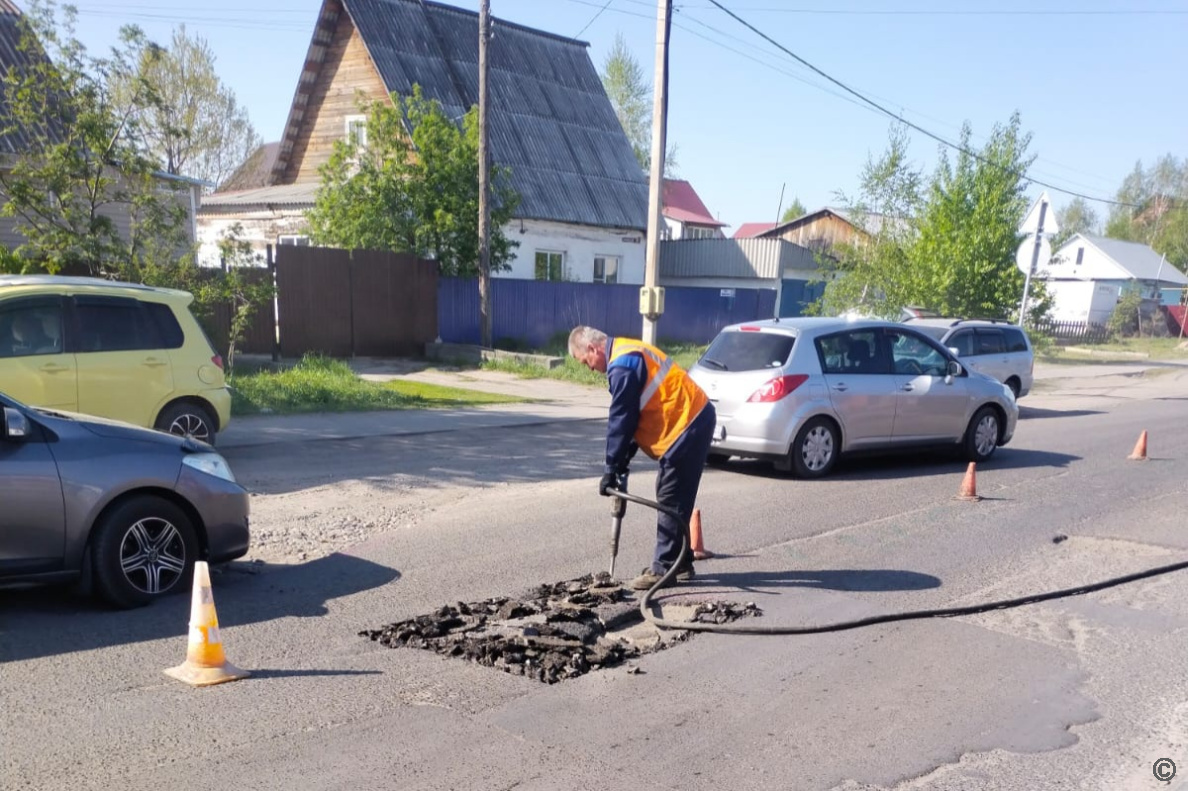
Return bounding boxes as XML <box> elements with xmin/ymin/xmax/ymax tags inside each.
<box><xmin>360</xmin><ymin>573</ymin><xmax>761</xmax><ymax>684</ymax></box>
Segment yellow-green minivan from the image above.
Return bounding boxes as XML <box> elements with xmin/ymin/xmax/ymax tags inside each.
<box><xmin>0</xmin><ymin>276</ymin><xmax>232</xmax><ymax>443</ymax></box>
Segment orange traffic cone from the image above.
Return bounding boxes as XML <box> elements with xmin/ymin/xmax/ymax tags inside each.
<box><xmin>1127</xmin><ymin>430</ymin><xmax>1149</xmax><ymax>461</ymax></box>
<box><xmin>690</xmin><ymin>508</ymin><xmax>714</xmax><ymax>560</ymax></box>
<box><xmin>955</xmin><ymin>462</ymin><xmax>981</xmax><ymax>502</ymax></box>
<box><xmin>164</xmin><ymin>561</ymin><xmax>249</xmax><ymax>687</ymax></box>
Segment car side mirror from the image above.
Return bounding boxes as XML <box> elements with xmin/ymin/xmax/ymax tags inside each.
<box><xmin>948</xmin><ymin>347</ymin><xmax>961</xmax><ymax>357</ymax></box>
<box><xmin>945</xmin><ymin>360</ymin><xmax>963</xmax><ymax>382</ymax></box>
<box><xmin>2</xmin><ymin>406</ymin><xmax>30</xmax><ymax>440</ymax></box>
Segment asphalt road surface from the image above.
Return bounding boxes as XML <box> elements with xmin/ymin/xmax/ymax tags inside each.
<box><xmin>3</xmin><ymin>368</ymin><xmax>1188</xmax><ymax>791</ymax></box>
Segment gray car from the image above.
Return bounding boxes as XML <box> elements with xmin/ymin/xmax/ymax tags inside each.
<box><xmin>0</xmin><ymin>390</ymin><xmax>249</xmax><ymax>608</ymax></box>
<box><xmin>688</xmin><ymin>317</ymin><xmax>1019</xmax><ymax>478</ymax></box>
<box><xmin>901</xmin><ymin>317</ymin><xmax>1035</xmax><ymax>398</ymax></box>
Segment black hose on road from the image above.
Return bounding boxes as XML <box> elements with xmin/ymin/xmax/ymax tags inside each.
<box><xmin>606</xmin><ymin>489</ymin><xmax>1188</xmax><ymax>636</ymax></box>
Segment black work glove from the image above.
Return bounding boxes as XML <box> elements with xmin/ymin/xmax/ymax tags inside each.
<box><xmin>599</xmin><ymin>470</ymin><xmax>628</xmax><ymax>497</ymax></box>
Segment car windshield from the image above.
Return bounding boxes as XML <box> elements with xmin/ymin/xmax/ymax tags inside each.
<box><xmin>699</xmin><ymin>330</ymin><xmax>796</xmax><ymax>372</ymax></box>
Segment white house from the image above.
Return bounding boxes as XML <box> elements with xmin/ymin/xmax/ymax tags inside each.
<box><xmin>1039</xmin><ymin>234</ymin><xmax>1188</xmax><ymax>324</ymax></box>
<box><xmin>197</xmin><ymin>0</ymin><xmax>648</xmax><ymax>282</ymax></box>
<box><xmin>661</xmin><ymin>179</ymin><xmax>726</xmax><ymax>240</ymax></box>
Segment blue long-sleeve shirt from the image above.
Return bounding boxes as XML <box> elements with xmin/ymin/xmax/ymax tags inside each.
<box><xmin>604</xmin><ymin>337</ymin><xmax>644</xmax><ymax>474</ymax></box>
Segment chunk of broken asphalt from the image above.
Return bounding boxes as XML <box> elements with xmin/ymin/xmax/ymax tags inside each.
<box><xmin>361</xmin><ymin>574</ymin><xmax>761</xmax><ymax>684</ymax></box>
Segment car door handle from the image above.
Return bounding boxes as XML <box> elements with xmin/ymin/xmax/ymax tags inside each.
<box><xmin>142</xmin><ymin>357</ymin><xmax>168</xmax><ymax>368</ymax></box>
<box><xmin>901</xmin><ymin>384</ymin><xmax>914</xmax><ymax>392</ymax></box>
<box><xmin>39</xmin><ymin>363</ymin><xmax>70</xmax><ymax>373</ymax></box>
<box><xmin>832</xmin><ymin>383</ymin><xmax>848</xmax><ymax>392</ymax></box>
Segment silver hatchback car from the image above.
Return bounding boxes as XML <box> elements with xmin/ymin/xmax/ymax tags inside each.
<box><xmin>688</xmin><ymin>317</ymin><xmax>1018</xmax><ymax>477</ymax></box>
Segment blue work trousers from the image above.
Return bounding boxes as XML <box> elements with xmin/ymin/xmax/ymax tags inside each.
<box><xmin>651</xmin><ymin>403</ymin><xmax>716</xmax><ymax>573</ymax></box>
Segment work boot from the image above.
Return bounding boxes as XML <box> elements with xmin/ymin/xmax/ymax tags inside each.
<box><xmin>630</xmin><ymin>568</ymin><xmax>669</xmax><ymax>591</ymax></box>
<box><xmin>629</xmin><ymin>565</ymin><xmax>694</xmax><ymax>591</ymax></box>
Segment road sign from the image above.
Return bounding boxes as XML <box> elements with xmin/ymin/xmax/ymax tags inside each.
<box><xmin>1019</xmin><ymin>191</ymin><xmax>1058</xmax><ymax>236</ymax></box>
<box><xmin>1016</xmin><ymin>235</ymin><xmax>1051</xmax><ymax>276</ymax></box>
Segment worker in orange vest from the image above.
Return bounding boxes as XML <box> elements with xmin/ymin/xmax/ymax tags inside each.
<box><xmin>569</xmin><ymin>325</ymin><xmax>715</xmax><ymax>590</ymax></box>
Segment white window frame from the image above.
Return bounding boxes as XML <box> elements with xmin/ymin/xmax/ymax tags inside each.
<box><xmin>593</xmin><ymin>255</ymin><xmax>620</xmax><ymax>285</ymax></box>
<box><xmin>278</xmin><ymin>235</ymin><xmax>311</xmax><ymax>246</ymax></box>
<box><xmin>345</xmin><ymin>114</ymin><xmax>368</xmax><ymax>149</ymax></box>
<box><xmin>534</xmin><ymin>250</ymin><xmax>567</xmax><ymax>281</ymax></box>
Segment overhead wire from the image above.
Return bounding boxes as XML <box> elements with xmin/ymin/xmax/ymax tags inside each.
<box><xmin>573</xmin><ymin>0</ymin><xmax>617</xmax><ymax>39</ymax></box>
<box><xmin>700</xmin><ymin>0</ymin><xmax>1155</xmax><ymax>207</ymax></box>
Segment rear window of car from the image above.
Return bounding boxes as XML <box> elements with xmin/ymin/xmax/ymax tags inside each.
<box><xmin>976</xmin><ymin>329</ymin><xmax>1005</xmax><ymax>355</ymax></box>
<box><xmin>73</xmin><ymin>296</ymin><xmax>162</xmax><ymax>352</ymax></box>
<box><xmin>1003</xmin><ymin>327</ymin><xmax>1029</xmax><ymax>352</ymax></box>
<box><xmin>700</xmin><ymin>330</ymin><xmax>796</xmax><ymax>372</ymax></box>
<box><xmin>143</xmin><ymin>301</ymin><xmax>185</xmax><ymax>349</ymax></box>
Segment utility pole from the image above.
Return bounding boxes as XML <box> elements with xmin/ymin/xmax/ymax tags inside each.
<box><xmin>1018</xmin><ymin>199</ymin><xmax>1048</xmax><ymax>325</ymax></box>
<box><xmin>640</xmin><ymin>0</ymin><xmax>672</xmax><ymax>345</ymax></box>
<box><xmin>477</xmin><ymin>0</ymin><xmax>492</xmax><ymax>348</ymax></box>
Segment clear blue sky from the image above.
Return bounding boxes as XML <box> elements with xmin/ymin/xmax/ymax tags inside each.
<box><xmin>70</xmin><ymin>0</ymin><xmax>1188</xmax><ymax>232</ymax></box>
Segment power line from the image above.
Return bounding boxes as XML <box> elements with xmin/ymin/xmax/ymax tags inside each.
<box><xmin>679</xmin><ymin>3</ymin><xmax>1188</xmax><ymax>16</ymax></box>
<box><xmin>674</xmin><ymin>7</ymin><xmax>1121</xmax><ymax>193</ymax></box>
<box><xmin>567</xmin><ymin>0</ymin><xmax>1122</xmax><ymax>193</ymax></box>
<box><xmin>564</xmin><ymin>0</ymin><xmax>655</xmax><ymax>21</ymax></box>
<box><xmin>703</xmin><ymin>0</ymin><xmax>1149</xmax><ymax>208</ymax></box>
<box><xmin>573</xmin><ymin>0</ymin><xmax>616</xmax><ymax>39</ymax></box>
<box><xmin>74</xmin><ymin>9</ymin><xmax>311</xmax><ymax>31</ymax></box>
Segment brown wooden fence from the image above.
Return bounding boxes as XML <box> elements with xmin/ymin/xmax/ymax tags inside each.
<box><xmin>203</xmin><ymin>268</ymin><xmax>277</xmax><ymax>356</ymax></box>
<box><xmin>274</xmin><ymin>245</ymin><xmax>438</xmax><ymax>358</ymax></box>
<box><xmin>1031</xmin><ymin>319</ymin><xmax>1111</xmax><ymax>343</ymax></box>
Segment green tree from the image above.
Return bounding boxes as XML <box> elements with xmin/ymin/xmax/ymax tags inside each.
<box><xmin>306</xmin><ymin>86</ymin><xmax>520</xmax><ymax>277</ymax></box>
<box><xmin>1105</xmin><ymin>156</ymin><xmax>1188</xmax><ymax>275</ymax></box>
<box><xmin>116</xmin><ymin>26</ymin><xmax>261</xmax><ymax>186</ymax></box>
<box><xmin>780</xmin><ymin>197</ymin><xmax>807</xmax><ymax>223</ymax></box>
<box><xmin>818</xmin><ymin>115</ymin><xmax>1044</xmax><ymax>323</ymax></box>
<box><xmin>910</xmin><ymin>113</ymin><xmax>1035</xmax><ymax>319</ymax></box>
<box><xmin>195</xmin><ymin>224</ymin><xmax>275</xmax><ymax>372</ymax></box>
<box><xmin>1052</xmin><ymin>197</ymin><xmax>1100</xmax><ymax>248</ymax></box>
<box><xmin>599</xmin><ymin>33</ymin><xmax>678</xmax><ymax>176</ymax></box>
<box><xmin>817</xmin><ymin>124</ymin><xmax>922</xmax><ymax>317</ymax></box>
<box><xmin>0</xmin><ymin>0</ymin><xmax>191</xmax><ymax>276</ymax></box>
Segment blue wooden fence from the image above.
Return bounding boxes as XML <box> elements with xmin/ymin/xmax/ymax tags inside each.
<box><xmin>779</xmin><ymin>278</ymin><xmax>826</xmax><ymax>317</ymax></box>
<box><xmin>438</xmin><ymin>278</ymin><xmax>777</xmax><ymax>348</ymax></box>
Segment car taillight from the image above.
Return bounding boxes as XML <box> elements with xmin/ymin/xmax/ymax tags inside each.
<box><xmin>747</xmin><ymin>374</ymin><xmax>809</xmax><ymax>403</ymax></box>
<box><xmin>212</xmin><ymin>354</ymin><xmax>224</xmax><ymax>371</ymax></box>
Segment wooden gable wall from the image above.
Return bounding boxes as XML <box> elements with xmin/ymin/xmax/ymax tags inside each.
<box><xmin>278</xmin><ymin>12</ymin><xmax>391</xmax><ymax>186</ymax></box>
<box><xmin>773</xmin><ymin>213</ymin><xmax>864</xmax><ymax>251</ymax></box>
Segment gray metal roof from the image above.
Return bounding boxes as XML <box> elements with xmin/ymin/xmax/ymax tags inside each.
<box><xmin>201</xmin><ymin>182</ymin><xmax>319</xmax><ymax>210</ymax></box>
<box><xmin>660</xmin><ymin>238</ymin><xmax>816</xmax><ymax>280</ymax></box>
<box><xmin>1081</xmin><ymin>234</ymin><xmax>1188</xmax><ymax>285</ymax></box>
<box><xmin>341</xmin><ymin>0</ymin><xmax>648</xmax><ymax>230</ymax></box>
<box><xmin>0</xmin><ymin>2</ymin><xmax>65</xmax><ymax>156</ymax></box>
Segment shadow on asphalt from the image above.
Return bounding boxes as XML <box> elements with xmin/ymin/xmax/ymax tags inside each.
<box><xmin>676</xmin><ymin>568</ymin><xmax>942</xmax><ymax>597</ymax></box>
<box><xmin>222</xmin><ymin>421</ymin><xmax>608</xmax><ymax>496</ymax></box>
<box><xmin>0</xmin><ymin>552</ymin><xmax>399</xmax><ymax>663</ymax></box>
<box><xmin>1018</xmin><ymin>406</ymin><xmax>1104</xmax><ymax>420</ymax></box>
<box><xmin>717</xmin><ymin>447</ymin><xmax>1081</xmax><ymax>483</ymax></box>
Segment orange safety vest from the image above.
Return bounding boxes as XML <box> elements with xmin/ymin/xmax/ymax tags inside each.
<box><xmin>608</xmin><ymin>338</ymin><xmax>709</xmax><ymax>459</ymax></box>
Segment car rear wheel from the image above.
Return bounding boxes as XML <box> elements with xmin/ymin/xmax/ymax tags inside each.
<box><xmin>91</xmin><ymin>496</ymin><xmax>199</xmax><ymax>609</ymax></box>
<box><xmin>1005</xmin><ymin>377</ymin><xmax>1021</xmax><ymax>399</ymax></box>
<box><xmin>156</xmin><ymin>401</ymin><xmax>217</xmax><ymax>445</ymax></box>
<box><xmin>789</xmin><ymin>417</ymin><xmax>839</xmax><ymax>479</ymax></box>
<box><xmin>964</xmin><ymin>406</ymin><xmax>1000</xmax><ymax>463</ymax></box>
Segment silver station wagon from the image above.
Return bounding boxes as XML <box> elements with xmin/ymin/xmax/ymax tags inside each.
<box><xmin>688</xmin><ymin>317</ymin><xmax>1018</xmax><ymax>478</ymax></box>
